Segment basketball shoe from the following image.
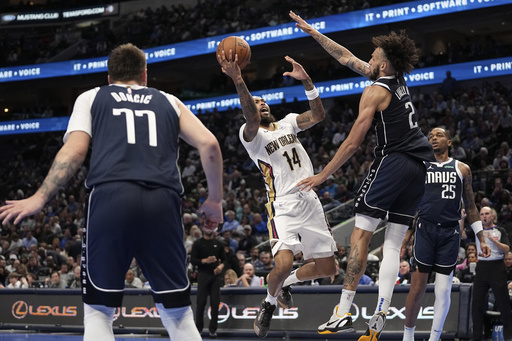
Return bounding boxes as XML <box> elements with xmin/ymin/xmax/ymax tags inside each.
<box><xmin>358</xmin><ymin>311</ymin><xmax>386</xmax><ymax>341</ymax></box>
<box><xmin>277</xmin><ymin>286</ymin><xmax>293</xmax><ymax>308</ymax></box>
<box><xmin>254</xmin><ymin>299</ymin><xmax>275</xmax><ymax>338</ymax></box>
<box><xmin>317</xmin><ymin>306</ymin><xmax>355</xmax><ymax>334</ymax></box>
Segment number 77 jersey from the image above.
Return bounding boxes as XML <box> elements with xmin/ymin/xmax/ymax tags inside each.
<box><xmin>239</xmin><ymin>113</ymin><xmax>314</xmax><ymax>201</ymax></box>
<box><xmin>64</xmin><ymin>84</ymin><xmax>183</xmax><ymax>194</ymax></box>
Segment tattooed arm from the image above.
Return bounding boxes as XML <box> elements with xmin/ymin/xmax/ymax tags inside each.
<box><xmin>217</xmin><ymin>49</ymin><xmax>260</xmax><ymax>142</ymax></box>
<box><xmin>0</xmin><ymin>131</ymin><xmax>90</xmax><ymax>225</ymax></box>
<box><xmin>459</xmin><ymin>161</ymin><xmax>490</xmax><ymax>258</ymax></box>
<box><xmin>289</xmin><ymin>11</ymin><xmax>371</xmax><ymax>79</ymax></box>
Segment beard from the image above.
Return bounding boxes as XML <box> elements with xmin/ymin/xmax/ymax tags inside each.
<box><xmin>369</xmin><ymin>66</ymin><xmax>380</xmax><ymax>81</ymax></box>
<box><xmin>260</xmin><ymin>114</ymin><xmax>276</xmax><ymax>127</ymax></box>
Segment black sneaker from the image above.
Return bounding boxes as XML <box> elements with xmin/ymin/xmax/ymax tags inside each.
<box><xmin>254</xmin><ymin>299</ymin><xmax>276</xmax><ymax>338</ymax></box>
<box><xmin>277</xmin><ymin>285</ymin><xmax>293</xmax><ymax>309</ymax></box>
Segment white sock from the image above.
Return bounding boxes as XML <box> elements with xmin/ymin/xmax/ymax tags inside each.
<box><xmin>403</xmin><ymin>325</ymin><xmax>415</xmax><ymax>341</ymax></box>
<box><xmin>156</xmin><ymin>303</ymin><xmax>201</xmax><ymax>341</ymax></box>
<box><xmin>282</xmin><ymin>269</ymin><xmax>299</xmax><ymax>287</ymax></box>
<box><xmin>266</xmin><ymin>289</ymin><xmax>277</xmax><ymax>306</ymax></box>
<box><xmin>429</xmin><ymin>272</ymin><xmax>453</xmax><ymax>341</ymax></box>
<box><xmin>83</xmin><ymin>304</ymin><xmax>115</xmax><ymax>341</ymax></box>
<box><xmin>375</xmin><ymin>222</ymin><xmax>408</xmax><ymax>314</ymax></box>
<box><xmin>337</xmin><ymin>289</ymin><xmax>356</xmax><ymax>316</ymax></box>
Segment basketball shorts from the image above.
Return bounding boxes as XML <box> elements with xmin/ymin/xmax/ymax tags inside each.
<box><xmin>82</xmin><ymin>181</ymin><xmax>190</xmax><ymax>308</ymax></box>
<box><xmin>413</xmin><ymin>217</ymin><xmax>460</xmax><ymax>275</ymax></box>
<box><xmin>266</xmin><ymin>190</ymin><xmax>337</xmax><ymax>260</ymax></box>
<box><xmin>354</xmin><ymin>153</ymin><xmax>426</xmax><ymax>226</ymax></box>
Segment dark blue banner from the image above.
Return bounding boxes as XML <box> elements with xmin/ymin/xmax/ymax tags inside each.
<box><xmin>0</xmin><ymin>0</ymin><xmax>509</xmax><ymax>83</ymax></box>
<box><xmin>1</xmin><ymin>56</ymin><xmax>510</xmax><ymax>136</ymax></box>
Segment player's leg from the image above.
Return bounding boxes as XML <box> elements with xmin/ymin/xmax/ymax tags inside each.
<box><xmin>136</xmin><ymin>186</ymin><xmax>200</xmax><ymax>341</ymax></box>
<box><xmin>317</xmin><ymin>217</ymin><xmax>374</xmax><ymax>334</ymax></box>
<box><xmin>402</xmin><ymin>270</ymin><xmax>429</xmax><ymax>341</ymax></box>
<box><xmin>429</xmin><ymin>271</ymin><xmax>453</xmax><ymax>341</ymax></box>
<box><xmin>82</xmin><ymin>183</ymin><xmax>136</xmax><ymax>340</ymax></box>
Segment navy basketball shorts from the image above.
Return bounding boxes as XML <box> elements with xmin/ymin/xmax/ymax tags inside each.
<box><xmin>413</xmin><ymin>217</ymin><xmax>460</xmax><ymax>275</ymax></box>
<box><xmin>82</xmin><ymin>181</ymin><xmax>190</xmax><ymax>308</ymax></box>
<box><xmin>354</xmin><ymin>153</ymin><xmax>426</xmax><ymax>226</ymax></box>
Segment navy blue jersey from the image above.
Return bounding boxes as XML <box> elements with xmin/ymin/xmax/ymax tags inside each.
<box><xmin>85</xmin><ymin>85</ymin><xmax>183</xmax><ymax>194</ymax></box>
<box><xmin>372</xmin><ymin>76</ymin><xmax>434</xmax><ymax>163</ymax></box>
<box><xmin>418</xmin><ymin>158</ymin><xmax>463</xmax><ymax>224</ymax></box>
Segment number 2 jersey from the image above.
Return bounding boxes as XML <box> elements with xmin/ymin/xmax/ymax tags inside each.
<box><xmin>417</xmin><ymin>158</ymin><xmax>463</xmax><ymax>224</ymax></box>
<box><xmin>64</xmin><ymin>84</ymin><xmax>183</xmax><ymax>194</ymax></box>
<box><xmin>239</xmin><ymin>114</ymin><xmax>313</xmax><ymax>201</ymax></box>
<box><xmin>372</xmin><ymin>75</ymin><xmax>434</xmax><ymax>163</ymax></box>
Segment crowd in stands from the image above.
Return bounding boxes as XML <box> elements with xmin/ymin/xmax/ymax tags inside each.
<box><xmin>1</xmin><ymin>0</ymin><xmax>512</xmax><ymax>291</ymax></box>
<box><xmin>1</xmin><ymin>73</ymin><xmax>511</xmax><ymax>289</ymax></box>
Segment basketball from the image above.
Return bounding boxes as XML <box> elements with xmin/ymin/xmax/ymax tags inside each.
<box><xmin>217</xmin><ymin>36</ymin><xmax>251</xmax><ymax>69</ymax></box>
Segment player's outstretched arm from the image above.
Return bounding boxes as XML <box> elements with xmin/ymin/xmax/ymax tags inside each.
<box><xmin>289</xmin><ymin>10</ymin><xmax>371</xmax><ymax>79</ymax></box>
<box><xmin>217</xmin><ymin>49</ymin><xmax>259</xmax><ymax>141</ymax></box>
<box><xmin>0</xmin><ymin>131</ymin><xmax>90</xmax><ymax>225</ymax></box>
<box><xmin>283</xmin><ymin>55</ymin><xmax>326</xmax><ymax>130</ymax></box>
<box><xmin>178</xmin><ymin>100</ymin><xmax>223</xmax><ymax>226</ymax></box>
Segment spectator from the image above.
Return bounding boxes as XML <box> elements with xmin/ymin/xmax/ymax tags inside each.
<box><xmin>45</xmin><ymin>270</ymin><xmax>66</xmax><ymax>288</ymax></box>
<box><xmin>223</xmin><ymin>269</ymin><xmax>238</xmax><ymax>287</ymax></box>
<box><xmin>220</xmin><ymin>210</ymin><xmax>239</xmax><ymax>233</ymax></box>
<box><xmin>237</xmin><ymin>263</ymin><xmax>263</xmax><ymax>287</ymax></box>
<box><xmin>251</xmin><ymin>213</ymin><xmax>268</xmax><ymax>239</ymax></box>
<box><xmin>459</xmin><ymin>251</ymin><xmax>478</xmax><ymax>284</ymax></box>
<box><xmin>68</xmin><ymin>265</ymin><xmax>82</xmax><ymax>289</ymax></box>
<box><xmin>397</xmin><ymin>260</ymin><xmax>411</xmax><ymax>285</ymax></box>
<box><xmin>238</xmin><ymin>225</ymin><xmax>258</xmax><ymax>255</ymax></box>
<box><xmin>255</xmin><ymin>251</ymin><xmax>274</xmax><ymax>272</ymax></box>
<box><xmin>441</xmin><ymin>70</ymin><xmax>458</xmax><ymax>96</ymax></box>
<box><xmin>21</xmin><ymin>231</ymin><xmax>37</xmax><ymax>249</ymax></box>
<box><xmin>124</xmin><ymin>269</ymin><xmax>143</xmax><ymax>289</ymax></box>
<box><xmin>6</xmin><ymin>272</ymin><xmax>27</xmax><ymax>289</ymax></box>
<box><xmin>236</xmin><ymin>251</ymin><xmax>246</xmax><ymax>272</ymax></box>
<box><xmin>221</xmin><ymin>230</ymin><xmax>238</xmax><ymax>252</ymax></box>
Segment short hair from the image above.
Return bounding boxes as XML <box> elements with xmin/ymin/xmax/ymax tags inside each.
<box><xmin>372</xmin><ymin>30</ymin><xmax>418</xmax><ymax>76</ymax></box>
<box><xmin>108</xmin><ymin>43</ymin><xmax>146</xmax><ymax>84</ymax></box>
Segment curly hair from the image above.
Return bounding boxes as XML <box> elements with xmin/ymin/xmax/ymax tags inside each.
<box><xmin>372</xmin><ymin>30</ymin><xmax>418</xmax><ymax>76</ymax></box>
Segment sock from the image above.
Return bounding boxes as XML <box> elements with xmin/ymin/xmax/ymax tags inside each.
<box><xmin>266</xmin><ymin>289</ymin><xmax>277</xmax><ymax>306</ymax></box>
<box><xmin>282</xmin><ymin>269</ymin><xmax>299</xmax><ymax>287</ymax></box>
<box><xmin>337</xmin><ymin>289</ymin><xmax>356</xmax><ymax>316</ymax></box>
<box><xmin>156</xmin><ymin>303</ymin><xmax>201</xmax><ymax>341</ymax></box>
<box><xmin>83</xmin><ymin>304</ymin><xmax>115</xmax><ymax>341</ymax></box>
<box><xmin>429</xmin><ymin>272</ymin><xmax>453</xmax><ymax>341</ymax></box>
<box><xmin>376</xmin><ymin>222</ymin><xmax>408</xmax><ymax>314</ymax></box>
<box><xmin>403</xmin><ymin>325</ymin><xmax>415</xmax><ymax>341</ymax></box>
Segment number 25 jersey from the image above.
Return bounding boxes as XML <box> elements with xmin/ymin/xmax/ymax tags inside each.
<box><xmin>239</xmin><ymin>114</ymin><xmax>313</xmax><ymax>201</ymax></box>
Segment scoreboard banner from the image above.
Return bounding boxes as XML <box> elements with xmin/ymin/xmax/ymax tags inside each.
<box><xmin>0</xmin><ymin>0</ymin><xmax>510</xmax><ymax>83</ymax></box>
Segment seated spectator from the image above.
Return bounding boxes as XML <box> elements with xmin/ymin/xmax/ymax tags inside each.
<box><xmin>125</xmin><ymin>269</ymin><xmax>144</xmax><ymax>288</ymax></box>
<box><xmin>237</xmin><ymin>225</ymin><xmax>258</xmax><ymax>254</ymax></box>
<box><xmin>237</xmin><ymin>263</ymin><xmax>263</xmax><ymax>287</ymax></box>
<box><xmin>255</xmin><ymin>251</ymin><xmax>274</xmax><ymax>272</ymax></box>
<box><xmin>7</xmin><ymin>272</ymin><xmax>27</xmax><ymax>289</ymax></box>
<box><xmin>236</xmin><ymin>251</ymin><xmax>246</xmax><ymax>272</ymax></box>
<box><xmin>21</xmin><ymin>231</ymin><xmax>38</xmax><ymax>249</ymax></box>
<box><xmin>456</xmin><ymin>242</ymin><xmax>477</xmax><ymax>271</ymax></box>
<box><xmin>249</xmin><ymin>247</ymin><xmax>263</xmax><ymax>269</ymax></box>
<box><xmin>224</xmin><ymin>269</ymin><xmax>239</xmax><ymax>287</ymax></box>
<box><xmin>397</xmin><ymin>259</ymin><xmax>411</xmax><ymax>284</ymax></box>
<box><xmin>45</xmin><ymin>270</ymin><xmax>66</xmax><ymax>288</ymax></box>
<box><xmin>221</xmin><ymin>240</ymin><xmax>241</xmax><ymax>276</ymax></box>
<box><xmin>221</xmin><ymin>230</ymin><xmax>238</xmax><ymax>252</ymax></box>
<box><xmin>251</xmin><ymin>213</ymin><xmax>268</xmax><ymax>239</ymax></box>
<box><xmin>68</xmin><ymin>266</ymin><xmax>82</xmax><ymax>289</ymax></box>
<box><xmin>457</xmin><ymin>251</ymin><xmax>478</xmax><ymax>283</ymax></box>
<box><xmin>220</xmin><ymin>210</ymin><xmax>239</xmax><ymax>233</ymax></box>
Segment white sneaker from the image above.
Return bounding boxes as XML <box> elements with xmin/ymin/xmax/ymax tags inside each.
<box><xmin>317</xmin><ymin>306</ymin><xmax>355</xmax><ymax>334</ymax></box>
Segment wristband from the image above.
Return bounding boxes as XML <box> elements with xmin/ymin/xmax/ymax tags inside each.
<box><xmin>305</xmin><ymin>87</ymin><xmax>319</xmax><ymax>100</ymax></box>
<box><xmin>471</xmin><ymin>221</ymin><xmax>483</xmax><ymax>235</ymax></box>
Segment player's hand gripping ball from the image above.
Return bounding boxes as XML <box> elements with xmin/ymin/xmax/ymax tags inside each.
<box><xmin>217</xmin><ymin>36</ymin><xmax>251</xmax><ymax>69</ymax></box>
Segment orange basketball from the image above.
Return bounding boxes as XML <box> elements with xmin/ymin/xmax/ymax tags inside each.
<box><xmin>216</xmin><ymin>36</ymin><xmax>251</xmax><ymax>69</ymax></box>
